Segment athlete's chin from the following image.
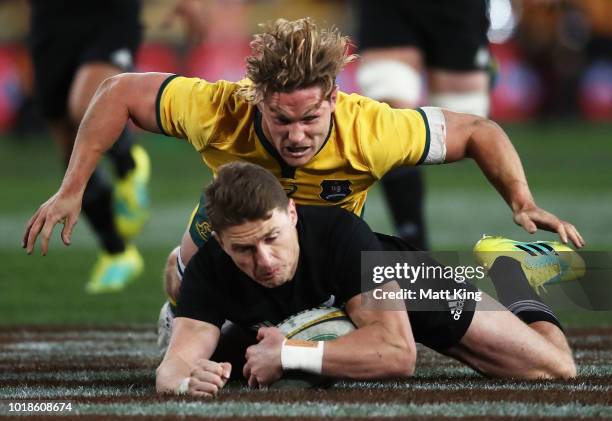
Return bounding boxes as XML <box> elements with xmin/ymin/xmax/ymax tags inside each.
<box><xmin>257</xmin><ymin>277</ymin><xmax>289</xmax><ymax>288</ymax></box>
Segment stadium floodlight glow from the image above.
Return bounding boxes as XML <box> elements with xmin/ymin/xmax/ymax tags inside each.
<box><xmin>488</xmin><ymin>0</ymin><xmax>517</xmax><ymax>44</ymax></box>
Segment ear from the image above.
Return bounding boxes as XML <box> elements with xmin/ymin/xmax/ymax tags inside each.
<box><xmin>287</xmin><ymin>199</ymin><xmax>298</xmax><ymax>226</ymax></box>
<box><xmin>328</xmin><ymin>86</ymin><xmax>339</xmax><ymax>113</ymax></box>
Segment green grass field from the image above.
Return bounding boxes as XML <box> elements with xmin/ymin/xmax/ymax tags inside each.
<box><xmin>1</xmin><ymin>121</ymin><xmax>611</xmax><ymax>325</ymax></box>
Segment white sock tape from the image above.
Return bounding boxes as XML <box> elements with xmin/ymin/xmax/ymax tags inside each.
<box><xmin>176</xmin><ymin>377</ymin><xmax>190</xmax><ymax>395</ymax></box>
<box><xmin>281</xmin><ymin>339</ymin><xmax>324</xmax><ymax>374</ymax></box>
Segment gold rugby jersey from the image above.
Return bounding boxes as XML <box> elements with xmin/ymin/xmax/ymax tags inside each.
<box><xmin>157</xmin><ymin>75</ymin><xmax>431</xmax><ymax>216</ymax></box>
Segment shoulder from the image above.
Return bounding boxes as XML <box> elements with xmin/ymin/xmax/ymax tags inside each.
<box><xmin>188</xmin><ymin>237</ymin><xmax>231</xmax><ymax>275</ymax></box>
<box><xmin>297</xmin><ymin>205</ymin><xmax>371</xmax><ymax>240</ymax></box>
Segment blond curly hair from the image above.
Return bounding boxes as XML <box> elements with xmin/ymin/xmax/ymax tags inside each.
<box><xmin>237</xmin><ymin>18</ymin><xmax>356</xmax><ymax>104</ymax></box>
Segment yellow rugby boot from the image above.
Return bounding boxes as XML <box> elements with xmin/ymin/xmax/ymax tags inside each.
<box><xmin>86</xmin><ymin>245</ymin><xmax>144</xmax><ymax>294</ymax></box>
<box><xmin>473</xmin><ymin>235</ymin><xmax>585</xmax><ymax>294</ymax></box>
<box><xmin>115</xmin><ymin>145</ymin><xmax>150</xmax><ymax>240</ymax></box>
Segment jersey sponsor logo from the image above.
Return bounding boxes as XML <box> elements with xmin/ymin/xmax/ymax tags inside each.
<box><xmin>447</xmin><ymin>298</ymin><xmax>465</xmax><ymax>321</ymax></box>
<box><xmin>320</xmin><ymin>180</ymin><xmax>352</xmax><ymax>203</ymax></box>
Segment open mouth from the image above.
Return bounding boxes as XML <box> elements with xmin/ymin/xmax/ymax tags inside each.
<box><xmin>284</xmin><ymin>146</ymin><xmax>310</xmax><ymax>158</ymax></box>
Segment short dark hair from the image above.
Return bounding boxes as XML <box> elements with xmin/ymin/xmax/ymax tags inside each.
<box><xmin>204</xmin><ymin>162</ymin><xmax>290</xmax><ymax>233</ymax></box>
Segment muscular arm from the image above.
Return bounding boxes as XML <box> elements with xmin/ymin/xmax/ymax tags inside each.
<box><xmin>64</xmin><ymin>72</ymin><xmax>168</xmax><ymax>196</ymax></box>
<box><xmin>444</xmin><ymin>111</ymin><xmax>531</xmax><ymax>212</ymax></box>
<box><xmin>156</xmin><ymin>317</ymin><xmax>230</xmax><ymax>396</ymax></box>
<box><xmin>323</xmin><ymin>286</ymin><xmax>416</xmax><ymax>379</ymax></box>
<box><xmin>23</xmin><ymin>72</ymin><xmax>171</xmax><ymax>254</ymax></box>
<box><xmin>442</xmin><ymin>110</ymin><xmax>584</xmax><ymax>247</ymax></box>
<box><xmin>245</xmin><ymin>283</ymin><xmax>416</xmax><ymax>386</ymax></box>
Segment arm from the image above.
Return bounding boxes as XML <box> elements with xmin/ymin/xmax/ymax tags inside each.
<box><xmin>442</xmin><ymin>110</ymin><xmax>584</xmax><ymax>248</ymax></box>
<box><xmin>244</xmin><ymin>283</ymin><xmax>416</xmax><ymax>386</ymax></box>
<box><xmin>23</xmin><ymin>72</ymin><xmax>171</xmax><ymax>255</ymax></box>
<box><xmin>156</xmin><ymin>317</ymin><xmax>231</xmax><ymax>397</ymax></box>
<box><xmin>322</xmin><ymin>286</ymin><xmax>416</xmax><ymax>379</ymax></box>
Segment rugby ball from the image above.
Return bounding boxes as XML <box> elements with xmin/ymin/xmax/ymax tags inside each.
<box><xmin>271</xmin><ymin>306</ymin><xmax>355</xmax><ymax>390</ymax></box>
<box><xmin>276</xmin><ymin>306</ymin><xmax>356</xmax><ymax>341</ymax></box>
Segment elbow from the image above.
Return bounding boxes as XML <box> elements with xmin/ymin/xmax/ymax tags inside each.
<box><xmin>546</xmin><ymin>356</ymin><xmax>577</xmax><ymax>380</ymax></box>
<box><xmin>388</xmin><ymin>341</ymin><xmax>417</xmax><ymax>378</ymax></box>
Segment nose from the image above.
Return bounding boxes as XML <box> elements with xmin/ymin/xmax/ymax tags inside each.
<box><xmin>287</xmin><ymin>123</ymin><xmax>305</xmax><ymax>143</ymax></box>
<box><xmin>255</xmin><ymin>245</ymin><xmax>274</xmax><ymax>270</ymax></box>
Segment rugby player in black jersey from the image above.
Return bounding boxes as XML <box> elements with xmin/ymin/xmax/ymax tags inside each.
<box><xmin>155</xmin><ymin>162</ymin><xmax>576</xmax><ymax>397</ymax></box>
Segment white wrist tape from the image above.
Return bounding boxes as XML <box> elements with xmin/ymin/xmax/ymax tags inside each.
<box><xmin>280</xmin><ymin>339</ymin><xmax>324</xmax><ymax>374</ymax></box>
<box><xmin>176</xmin><ymin>377</ymin><xmax>190</xmax><ymax>395</ymax></box>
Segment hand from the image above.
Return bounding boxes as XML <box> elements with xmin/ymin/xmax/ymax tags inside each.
<box><xmin>512</xmin><ymin>205</ymin><xmax>585</xmax><ymax>248</ymax></box>
<box><xmin>184</xmin><ymin>359</ymin><xmax>231</xmax><ymax>398</ymax></box>
<box><xmin>243</xmin><ymin>327</ymin><xmax>285</xmax><ymax>388</ymax></box>
<box><xmin>163</xmin><ymin>0</ymin><xmax>210</xmax><ymax>46</ymax></box>
<box><xmin>22</xmin><ymin>191</ymin><xmax>83</xmax><ymax>255</ymax></box>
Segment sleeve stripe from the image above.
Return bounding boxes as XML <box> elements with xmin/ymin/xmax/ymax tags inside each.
<box><xmin>155</xmin><ymin>74</ymin><xmax>181</xmax><ymax>137</ymax></box>
<box><xmin>415</xmin><ymin>107</ymin><xmax>431</xmax><ymax>165</ymax></box>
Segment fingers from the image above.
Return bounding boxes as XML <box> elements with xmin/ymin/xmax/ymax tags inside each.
<box><xmin>256</xmin><ymin>327</ymin><xmax>269</xmax><ymax>341</ymax></box>
<box><xmin>23</xmin><ymin>214</ymin><xmax>43</xmax><ymax>254</ymax></box>
<box><xmin>193</xmin><ymin>359</ymin><xmax>226</xmax><ymax>379</ymax></box>
<box><xmin>243</xmin><ymin>358</ymin><xmax>252</xmax><ymax>380</ymax></box>
<box><xmin>515</xmin><ymin>213</ymin><xmax>537</xmax><ymax>234</ymax></box>
<box><xmin>188</xmin><ymin>377</ymin><xmax>219</xmax><ymax>397</ymax></box>
<box><xmin>219</xmin><ymin>362</ymin><xmax>232</xmax><ymax>380</ymax></box>
<box><xmin>514</xmin><ymin>208</ymin><xmax>586</xmax><ymax>248</ymax></box>
<box><xmin>188</xmin><ymin>360</ymin><xmax>232</xmax><ymax>397</ymax></box>
<box><xmin>22</xmin><ymin>208</ymin><xmax>42</xmax><ymax>250</ymax></box>
<box><xmin>60</xmin><ymin>216</ymin><xmax>76</xmax><ymax>246</ymax></box>
<box><xmin>39</xmin><ymin>217</ymin><xmax>59</xmax><ymax>256</ymax></box>
<box><xmin>248</xmin><ymin>374</ymin><xmax>259</xmax><ymax>389</ymax></box>
<box><xmin>564</xmin><ymin>222</ymin><xmax>585</xmax><ymax>248</ymax></box>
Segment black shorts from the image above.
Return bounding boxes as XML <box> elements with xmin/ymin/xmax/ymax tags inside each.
<box><xmin>357</xmin><ymin>0</ymin><xmax>490</xmax><ymax>71</ymax></box>
<box><xmin>29</xmin><ymin>0</ymin><xmax>142</xmax><ymax>119</ymax></box>
<box><xmin>375</xmin><ymin>233</ymin><xmax>477</xmax><ymax>352</ymax></box>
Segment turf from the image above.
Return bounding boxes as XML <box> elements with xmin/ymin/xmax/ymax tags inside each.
<box><xmin>1</xmin><ymin>121</ymin><xmax>611</xmax><ymax>326</ymax></box>
<box><xmin>0</xmin><ymin>326</ymin><xmax>610</xmax><ymax>419</ymax></box>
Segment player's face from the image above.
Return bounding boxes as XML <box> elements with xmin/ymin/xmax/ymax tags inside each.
<box><xmin>259</xmin><ymin>85</ymin><xmax>338</xmax><ymax>167</ymax></box>
<box><xmin>217</xmin><ymin>201</ymin><xmax>300</xmax><ymax>288</ymax></box>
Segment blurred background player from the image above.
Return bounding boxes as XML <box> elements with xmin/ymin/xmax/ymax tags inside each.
<box><xmin>28</xmin><ymin>0</ymin><xmax>150</xmax><ymax>293</ymax></box>
<box><xmin>355</xmin><ymin>0</ymin><xmax>492</xmax><ymax>250</ymax></box>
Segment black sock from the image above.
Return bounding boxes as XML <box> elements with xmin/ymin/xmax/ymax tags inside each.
<box><xmin>381</xmin><ymin>166</ymin><xmax>427</xmax><ymax>250</ymax></box>
<box><xmin>106</xmin><ymin>127</ymin><xmax>135</xmax><ymax>178</ymax></box>
<box><xmin>489</xmin><ymin>256</ymin><xmax>563</xmax><ymax>330</ymax></box>
<box><xmin>82</xmin><ymin>168</ymin><xmax>125</xmax><ymax>254</ymax></box>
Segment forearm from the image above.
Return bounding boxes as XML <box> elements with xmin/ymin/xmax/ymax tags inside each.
<box><xmin>60</xmin><ymin>76</ymin><xmax>131</xmax><ymax>197</ymax></box>
<box><xmin>321</xmin><ymin>324</ymin><xmax>415</xmax><ymax>379</ymax></box>
<box><xmin>466</xmin><ymin>119</ymin><xmax>536</xmax><ymax>211</ymax></box>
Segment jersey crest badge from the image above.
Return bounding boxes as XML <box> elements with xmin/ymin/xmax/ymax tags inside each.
<box><xmin>320</xmin><ymin>180</ymin><xmax>352</xmax><ymax>203</ymax></box>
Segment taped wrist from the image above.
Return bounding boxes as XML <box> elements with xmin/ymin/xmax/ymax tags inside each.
<box><xmin>176</xmin><ymin>377</ymin><xmax>190</xmax><ymax>395</ymax></box>
<box><xmin>280</xmin><ymin>339</ymin><xmax>324</xmax><ymax>374</ymax></box>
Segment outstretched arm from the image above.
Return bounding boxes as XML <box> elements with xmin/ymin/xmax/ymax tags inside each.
<box><xmin>23</xmin><ymin>72</ymin><xmax>172</xmax><ymax>255</ymax></box>
<box><xmin>156</xmin><ymin>317</ymin><xmax>231</xmax><ymax>397</ymax></box>
<box><xmin>443</xmin><ymin>110</ymin><xmax>584</xmax><ymax>248</ymax></box>
<box><xmin>243</xmin><ymin>283</ymin><xmax>416</xmax><ymax>387</ymax></box>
